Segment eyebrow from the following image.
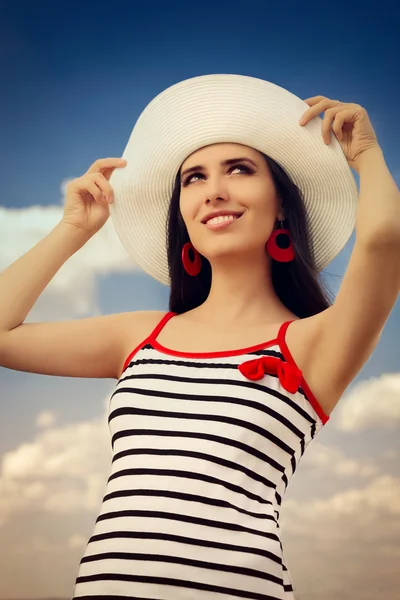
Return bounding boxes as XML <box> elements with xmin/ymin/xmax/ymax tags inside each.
<box><xmin>180</xmin><ymin>157</ymin><xmax>258</xmax><ymax>180</ymax></box>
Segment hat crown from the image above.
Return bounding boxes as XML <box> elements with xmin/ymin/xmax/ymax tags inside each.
<box><xmin>109</xmin><ymin>74</ymin><xmax>358</xmax><ymax>284</ymax></box>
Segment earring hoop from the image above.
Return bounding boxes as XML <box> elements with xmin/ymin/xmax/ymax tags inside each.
<box><xmin>266</xmin><ymin>220</ymin><xmax>295</xmax><ymax>262</ymax></box>
<box><xmin>181</xmin><ymin>241</ymin><xmax>202</xmax><ymax>275</ymax></box>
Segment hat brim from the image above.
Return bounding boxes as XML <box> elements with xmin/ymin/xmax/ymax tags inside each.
<box><xmin>110</xmin><ymin>74</ymin><xmax>358</xmax><ymax>285</ymax></box>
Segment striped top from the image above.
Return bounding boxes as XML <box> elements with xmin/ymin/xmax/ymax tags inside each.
<box><xmin>73</xmin><ymin>311</ymin><xmax>329</xmax><ymax>600</ymax></box>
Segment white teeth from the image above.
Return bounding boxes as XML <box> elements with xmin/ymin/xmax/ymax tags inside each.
<box><xmin>207</xmin><ymin>215</ymin><xmax>237</xmax><ymax>225</ymax></box>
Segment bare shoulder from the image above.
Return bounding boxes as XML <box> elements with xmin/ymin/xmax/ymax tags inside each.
<box><xmin>120</xmin><ymin>309</ymin><xmax>168</xmax><ymax>346</ymax></box>
<box><xmin>284</xmin><ymin>308</ymin><xmax>340</xmax><ymax>417</ymax></box>
<box><xmin>0</xmin><ymin>309</ymin><xmax>170</xmax><ymax>381</ymax></box>
<box><xmin>285</xmin><ymin>310</ymin><xmax>327</xmax><ymax>364</ymax></box>
<box><xmin>118</xmin><ymin>309</ymin><xmax>169</xmax><ymax>369</ymax></box>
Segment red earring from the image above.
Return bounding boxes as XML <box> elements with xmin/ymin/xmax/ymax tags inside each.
<box><xmin>182</xmin><ymin>242</ymin><xmax>202</xmax><ymax>276</ymax></box>
<box><xmin>266</xmin><ymin>221</ymin><xmax>295</xmax><ymax>262</ymax></box>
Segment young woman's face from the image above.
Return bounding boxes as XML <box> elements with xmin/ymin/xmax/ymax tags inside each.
<box><xmin>179</xmin><ymin>142</ymin><xmax>282</xmax><ymax>261</ymax></box>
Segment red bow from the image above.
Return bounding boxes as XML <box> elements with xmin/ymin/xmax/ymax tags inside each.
<box><xmin>238</xmin><ymin>356</ymin><xmax>303</xmax><ymax>394</ymax></box>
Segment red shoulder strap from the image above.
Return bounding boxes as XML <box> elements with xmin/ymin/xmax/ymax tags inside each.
<box><xmin>276</xmin><ymin>319</ymin><xmax>330</xmax><ymax>425</ymax></box>
<box><xmin>277</xmin><ymin>320</ymin><xmax>296</xmax><ymax>361</ymax></box>
<box><xmin>121</xmin><ymin>311</ymin><xmax>177</xmax><ymax>374</ymax></box>
<box><xmin>148</xmin><ymin>311</ymin><xmax>177</xmax><ymax>342</ymax></box>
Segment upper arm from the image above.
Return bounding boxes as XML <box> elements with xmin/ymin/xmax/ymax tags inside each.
<box><xmin>0</xmin><ymin>310</ymin><xmax>166</xmax><ymax>380</ymax></box>
<box><xmin>306</xmin><ymin>240</ymin><xmax>400</xmax><ymax>415</ymax></box>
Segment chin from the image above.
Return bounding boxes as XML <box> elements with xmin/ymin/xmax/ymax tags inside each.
<box><xmin>199</xmin><ymin>238</ymin><xmax>257</xmax><ymax>259</ymax></box>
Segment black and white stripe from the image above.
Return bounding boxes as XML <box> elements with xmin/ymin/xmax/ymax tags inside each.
<box><xmin>72</xmin><ymin>341</ymin><xmax>325</xmax><ymax>599</ymax></box>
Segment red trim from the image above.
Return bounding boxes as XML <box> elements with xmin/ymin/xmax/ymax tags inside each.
<box><xmin>150</xmin><ymin>314</ymin><xmax>281</xmax><ymax>359</ymax></box>
<box><xmin>151</xmin><ymin>337</ymin><xmax>281</xmax><ymax>359</ymax></box>
<box><xmin>121</xmin><ymin>312</ymin><xmax>330</xmax><ymax>425</ymax></box>
<box><xmin>148</xmin><ymin>311</ymin><xmax>177</xmax><ymax>340</ymax></box>
<box><xmin>277</xmin><ymin>321</ymin><xmax>330</xmax><ymax>425</ymax></box>
<box><xmin>121</xmin><ymin>311</ymin><xmax>177</xmax><ymax>373</ymax></box>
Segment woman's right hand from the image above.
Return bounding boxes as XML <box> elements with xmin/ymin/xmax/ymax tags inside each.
<box><xmin>62</xmin><ymin>157</ymin><xmax>127</xmax><ymax>236</ymax></box>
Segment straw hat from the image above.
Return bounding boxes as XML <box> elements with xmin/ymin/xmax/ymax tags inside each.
<box><xmin>109</xmin><ymin>74</ymin><xmax>358</xmax><ymax>285</ymax></box>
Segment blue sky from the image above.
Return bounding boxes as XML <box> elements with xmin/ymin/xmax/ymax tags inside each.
<box><xmin>0</xmin><ymin>1</ymin><xmax>399</xmax><ymax>598</ymax></box>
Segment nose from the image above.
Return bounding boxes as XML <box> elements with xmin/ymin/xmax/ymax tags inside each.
<box><xmin>204</xmin><ymin>180</ymin><xmax>229</xmax><ymax>205</ymax></box>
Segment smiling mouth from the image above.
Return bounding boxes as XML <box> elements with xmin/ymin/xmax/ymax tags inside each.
<box><xmin>204</xmin><ymin>214</ymin><xmax>243</xmax><ymax>226</ymax></box>
<box><xmin>203</xmin><ymin>214</ymin><xmax>244</xmax><ymax>230</ymax></box>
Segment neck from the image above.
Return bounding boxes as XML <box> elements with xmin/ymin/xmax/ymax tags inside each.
<box><xmin>192</xmin><ymin>255</ymin><xmax>292</xmax><ymax>326</ymax></box>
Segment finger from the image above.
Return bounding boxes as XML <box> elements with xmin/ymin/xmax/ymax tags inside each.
<box><xmin>89</xmin><ymin>159</ymin><xmax>127</xmax><ymax>182</ymax></box>
<box><xmin>332</xmin><ymin>112</ymin><xmax>347</xmax><ymax>141</ymax></box>
<box><xmin>321</xmin><ymin>108</ymin><xmax>339</xmax><ymax>144</ymax></box>
<box><xmin>299</xmin><ymin>99</ymin><xmax>338</xmax><ymax>126</ymax></box>
<box><xmin>104</xmin><ymin>181</ymin><xmax>115</xmax><ymax>202</ymax></box>
<box><xmin>303</xmin><ymin>95</ymin><xmax>326</xmax><ymax>105</ymax></box>
<box><xmin>86</xmin><ymin>182</ymin><xmax>108</xmax><ymax>207</ymax></box>
<box><xmin>92</xmin><ymin>172</ymin><xmax>115</xmax><ymax>201</ymax></box>
<box><xmin>87</xmin><ymin>157</ymin><xmax>127</xmax><ymax>174</ymax></box>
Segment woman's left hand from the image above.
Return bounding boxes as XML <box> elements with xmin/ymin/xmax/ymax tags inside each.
<box><xmin>299</xmin><ymin>96</ymin><xmax>380</xmax><ymax>172</ymax></box>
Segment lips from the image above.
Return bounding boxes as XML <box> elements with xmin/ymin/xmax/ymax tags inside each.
<box><xmin>201</xmin><ymin>211</ymin><xmax>244</xmax><ymax>224</ymax></box>
<box><xmin>205</xmin><ymin>215</ymin><xmax>240</xmax><ymax>225</ymax></box>
<box><xmin>204</xmin><ymin>214</ymin><xmax>242</xmax><ymax>230</ymax></box>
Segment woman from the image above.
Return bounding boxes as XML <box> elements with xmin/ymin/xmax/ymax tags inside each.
<box><xmin>0</xmin><ymin>74</ymin><xmax>399</xmax><ymax>599</ymax></box>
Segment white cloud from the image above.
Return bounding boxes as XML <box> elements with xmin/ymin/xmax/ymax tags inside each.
<box><xmin>281</xmin><ymin>474</ymin><xmax>400</xmax><ymax>542</ymax></box>
<box><xmin>0</xmin><ymin>395</ymin><xmax>398</xmax><ymax>598</ymax></box>
<box><xmin>0</xmin><ymin>201</ymin><xmax>139</xmax><ymax>321</ymax></box>
<box><xmin>280</xmin><ymin>474</ymin><xmax>400</xmax><ymax>600</ymax></box>
<box><xmin>300</xmin><ymin>441</ymin><xmax>379</xmax><ymax>478</ymax></box>
<box><xmin>68</xmin><ymin>533</ymin><xmax>87</xmax><ymax>549</ymax></box>
<box><xmin>383</xmin><ymin>449</ymin><xmax>398</xmax><ymax>460</ymax></box>
<box><xmin>0</xmin><ymin>399</ymin><xmax>112</xmax><ymax>526</ymax></box>
<box><xmin>334</xmin><ymin>372</ymin><xmax>400</xmax><ymax>432</ymax></box>
<box><xmin>36</xmin><ymin>409</ymin><xmax>57</xmax><ymax>428</ymax></box>
<box><xmin>0</xmin><ymin>397</ymin><xmax>385</xmax><ymax>530</ymax></box>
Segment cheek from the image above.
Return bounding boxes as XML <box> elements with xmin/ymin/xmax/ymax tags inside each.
<box><xmin>246</xmin><ymin>192</ymin><xmax>274</xmax><ymax>218</ymax></box>
<box><xmin>179</xmin><ymin>210</ymin><xmax>190</xmax><ymax>232</ymax></box>
<box><xmin>254</xmin><ymin>185</ymin><xmax>278</xmax><ymax>215</ymax></box>
<box><xmin>180</xmin><ymin>194</ymin><xmax>200</xmax><ymax>223</ymax></box>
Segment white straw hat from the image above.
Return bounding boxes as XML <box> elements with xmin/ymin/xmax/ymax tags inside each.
<box><xmin>109</xmin><ymin>73</ymin><xmax>358</xmax><ymax>285</ymax></box>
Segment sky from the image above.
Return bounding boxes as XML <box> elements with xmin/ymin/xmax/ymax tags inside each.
<box><xmin>0</xmin><ymin>0</ymin><xmax>399</xmax><ymax>598</ymax></box>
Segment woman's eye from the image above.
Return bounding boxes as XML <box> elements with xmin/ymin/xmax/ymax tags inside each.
<box><xmin>183</xmin><ymin>164</ymin><xmax>251</xmax><ymax>186</ymax></box>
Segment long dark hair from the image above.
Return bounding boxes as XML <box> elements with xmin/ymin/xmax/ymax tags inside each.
<box><xmin>166</xmin><ymin>151</ymin><xmax>336</xmax><ymax>317</ymax></box>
